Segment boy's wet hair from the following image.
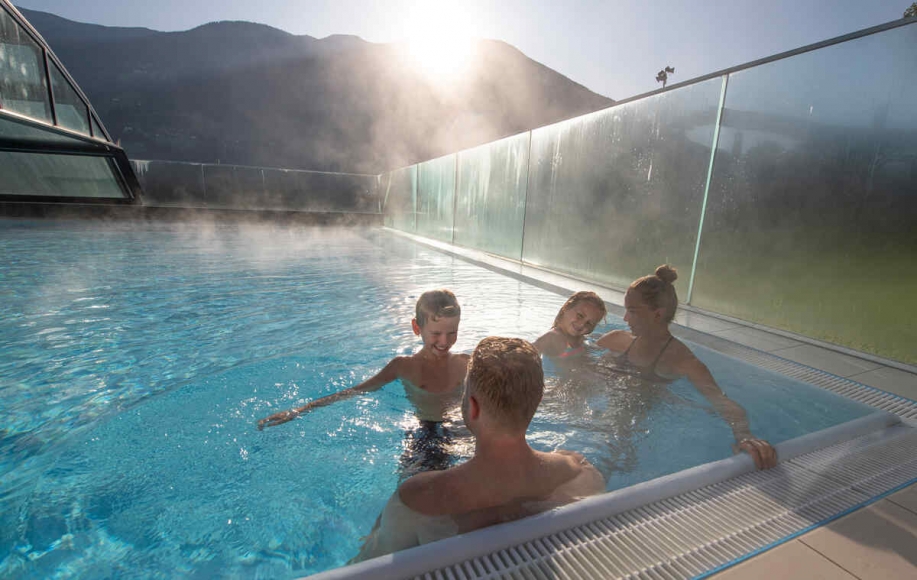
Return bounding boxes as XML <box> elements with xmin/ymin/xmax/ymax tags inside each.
<box><xmin>467</xmin><ymin>337</ymin><xmax>543</xmax><ymax>431</ymax></box>
<box><xmin>553</xmin><ymin>291</ymin><xmax>607</xmax><ymax>329</ymax></box>
<box><xmin>415</xmin><ymin>289</ymin><xmax>461</xmax><ymax>327</ymax></box>
<box><xmin>629</xmin><ymin>264</ymin><xmax>679</xmax><ymax>323</ymax></box>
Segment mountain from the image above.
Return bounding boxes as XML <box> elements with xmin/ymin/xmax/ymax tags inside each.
<box><xmin>20</xmin><ymin>8</ymin><xmax>614</xmax><ymax>174</ymax></box>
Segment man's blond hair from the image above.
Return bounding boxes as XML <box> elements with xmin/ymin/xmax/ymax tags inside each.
<box><xmin>415</xmin><ymin>289</ymin><xmax>461</xmax><ymax>327</ymax></box>
<box><xmin>467</xmin><ymin>337</ymin><xmax>543</xmax><ymax>431</ymax></box>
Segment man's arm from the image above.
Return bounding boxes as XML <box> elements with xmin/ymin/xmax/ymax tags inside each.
<box><xmin>551</xmin><ymin>451</ymin><xmax>606</xmax><ymax>500</ymax></box>
<box><xmin>349</xmin><ymin>491</ymin><xmax>422</xmax><ymax>563</ymax></box>
<box><xmin>257</xmin><ymin>357</ymin><xmax>403</xmax><ymax>430</ymax></box>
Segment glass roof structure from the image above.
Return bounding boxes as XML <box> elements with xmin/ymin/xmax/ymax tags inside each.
<box><xmin>0</xmin><ymin>0</ymin><xmax>140</xmax><ymax>203</ymax></box>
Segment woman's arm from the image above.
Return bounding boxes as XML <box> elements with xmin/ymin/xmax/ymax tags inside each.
<box><xmin>679</xmin><ymin>354</ymin><xmax>777</xmax><ymax>470</ymax></box>
<box><xmin>595</xmin><ymin>330</ymin><xmax>632</xmax><ymax>353</ymax></box>
<box><xmin>257</xmin><ymin>357</ymin><xmax>403</xmax><ymax>430</ymax></box>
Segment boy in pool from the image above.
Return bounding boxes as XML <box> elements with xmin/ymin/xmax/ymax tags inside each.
<box><xmin>257</xmin><ymin>289</ymin><xmax>470</xmax><ymax>471</ymax></box>
<box><xmin>352</xmin><ymin>337</ymin><xmax>605</xmax><ymax>562</ymax></box>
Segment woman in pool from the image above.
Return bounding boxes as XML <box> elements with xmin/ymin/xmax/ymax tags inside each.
<box><xmin>596</xmin><ymin>265</ymin><xmax>777</xmax><ymax>470</ymax></box>
<box><xmin>534</xmin><ymin>291</ymin><xmax>607</xmax><ymax>359</ymax></box>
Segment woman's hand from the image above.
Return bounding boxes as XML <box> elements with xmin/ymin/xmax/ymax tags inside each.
<box><xmin>733</xmin><ymin>437</ymin><xmax>777</xmax><ymax>470</ymax></box>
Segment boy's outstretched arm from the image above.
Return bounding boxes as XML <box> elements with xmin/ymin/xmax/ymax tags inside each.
<box><xmin>257</xmin><ymin>357</ymin><xmax>403</xmax><ymax>430</ymax></box>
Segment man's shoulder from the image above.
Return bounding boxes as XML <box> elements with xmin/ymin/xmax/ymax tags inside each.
<box><xmin>546</xmin><ymin>450</ymin><xmax>605</xmax><ymax>497</ymax></box>
<box><xmin>551</xmin><ymin>449</ymin><xmax>586</xmax><ymax>464</ymax></box>
<box><xmin>399</xmin><ymin>469</ymin><xmax>461</xmax><ymax>515</ymax></box>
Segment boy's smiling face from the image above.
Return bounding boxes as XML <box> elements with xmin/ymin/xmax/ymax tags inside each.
<box><xmin>413</xmin><ymin>315</ymin><xmax>460</xmax><ymax>357</ymax></box>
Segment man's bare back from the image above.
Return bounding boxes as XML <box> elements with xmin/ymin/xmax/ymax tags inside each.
<box><xmin>352</xmin><ymin>338</ymin><xmax>606</xmax><ymax>562</ymax></box>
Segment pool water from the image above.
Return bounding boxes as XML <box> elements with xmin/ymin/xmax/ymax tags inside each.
<box><xmin>0</xmin><ymin>220</ymin><xmax>874</xmax><ymax>578</ymax></box>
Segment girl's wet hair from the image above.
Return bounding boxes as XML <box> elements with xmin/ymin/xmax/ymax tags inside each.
<box><xmin>553</xmin><ymin>291</ymin><xmax>608</xmax><ymax>329</ymax></box>
<box><xmin>415</xmin><ymin>289</ymin><xmax>461</xmax><ymax>327</ymax></box>
<box><xmin>629</xmin><ymin>265</ymin><xmax>679</xmax><ymax>323</ymax></box>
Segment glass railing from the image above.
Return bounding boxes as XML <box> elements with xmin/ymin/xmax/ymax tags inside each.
<box><xmin>132</xmin><ymin>160</ymin><xmax>380</xmax><ymax>213</ymax></box>
<box><xmin>381</xmin><ymin>18</ymin><xmax>917</xmax><ymax>365</ymax></box>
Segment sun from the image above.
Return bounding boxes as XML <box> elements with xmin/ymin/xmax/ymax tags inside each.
<box><xmin>399</xmin><ymin>2</ymin><xmax>477</xmax><ymax>83</ymax></box>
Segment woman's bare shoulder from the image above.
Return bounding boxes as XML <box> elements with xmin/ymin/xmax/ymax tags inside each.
<box><xmin>596</xmin><ymin>329</ymin><xmax>633</xmax><ymax>352</ymax></box>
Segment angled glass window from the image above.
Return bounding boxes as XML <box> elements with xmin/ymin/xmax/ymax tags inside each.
<box><xmin>0</xmin><ymin>112</ymin><xmax>90</xmax><ymax>146</ymax></box>
<box><xmin>90</xmin><ymin>114</ymin><xmax>108</xmax><ymax>142</ymax></box>
<box><xmin>0</xmin><ymin>6</ymin><xmax>52</xmax><ymax>122</ymax></box>
<box><xmin>48</xmin><ymin>59</ymin><xmax>90</xmax><ymax>135</ymax></box>
<box><xmin>0</xmin><ymin>150</ymin><xmax>127</xmax><ymax>198</ymax></box>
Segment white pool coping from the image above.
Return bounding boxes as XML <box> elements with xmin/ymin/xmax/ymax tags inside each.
<box><xmin>305</xmin><ymin>411</ymin><xmax>903</xmax><ymax>580</ymax></box>
<box><xmin>299</xmin><ymin>229</ymin><xmax>917</xmax><ymax>580</ymax></box>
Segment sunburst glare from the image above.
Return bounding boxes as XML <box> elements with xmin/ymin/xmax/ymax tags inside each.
<box><xmin>399</xmin><ymin>1</ymin><xmax>478</xmax><ymax>83</ymax></box>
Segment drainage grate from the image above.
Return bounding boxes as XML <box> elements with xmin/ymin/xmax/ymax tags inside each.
<box><xmin>309</xmin><ymin>230</ymin><xmax>917</xmax><ymax>580</ymax></box>
<box><xmin>417</xmin><ymin>425</ymin><xmax>917</xmax><ymax>580</ymax></box>
<box><xmin>672</xmin><ymin>325</ymin><xmax>917</xmax><ymax>420</ymax></box>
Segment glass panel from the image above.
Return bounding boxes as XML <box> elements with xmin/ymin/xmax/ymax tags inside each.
<box><xmin>261</xmin><ymin>168</ymin><xmax>310</xmax><ymax>211</ymax></box>
<box><xmin>261</xmin><ymin>169</ymin><xmax>378</xmax><ymax>212</ymax></box>
<box><xmin>522</xmin><ymin>77</ymin><xmax>723</xmax><ymax>294</ymax></box>
<box><xmin>691</xmin><ymin>23</ymin><xmax>917</xmax><ymax>364</ymax></box>
<box><xmin>382</xmin><ymin>165</ymin><xmax>416</xmax><ymax>231</ymax></box>
<box><xmin>48</xmin><ymin>60</ymin><xmax>90</xmax><ymax>135</ymax></box>
<box><xmin>454</xmin><ymin>132</ymin><xmax>530</xmax><ymax>260</ymax></box>
<box><xmin>0</xmin><ymin>112</ymin><xmax>97</xmax><ymax>147</ymax></box>
<box><xmin>131</xmin><ymin>160</ymin><xmax>205</xmax><ymax>206</ymax></box>
<box><xmin>0</xmin><ymin>7</ymin><xmax>52</xmax><ymax>122</ymax></box>
<box><xmin>90</xmin><ymin>114</ymin><xmax>108</xmax><ymax>142</ymax></box>
<box><xmin>0</xmin><ymin>151</ymin><xmax>126</xmax><ymax>198</ymax></box>
<box><xmin>415</xmin><ymin>154</ymin><xmax>455</xmax><ymax>242</ymax></box>
<box><xmin>135</xmin><ymin>161</ymin><xmax>378</xmax><ymax>211</ymax></box>
<box><xmin>200</xmin><ymin>164</ymin><xmax>237</xmax><ymax>207</ymax></box>
<box><xmin>231</xmin><ymin>166</ymin><xmax>266</xmax><ymax>209</ymax></box>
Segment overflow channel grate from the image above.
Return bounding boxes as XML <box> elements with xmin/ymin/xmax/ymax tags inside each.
<box><xmin>308</xmin><ymin>230</ymin><xmax>917</xmax><ymax>580</ymax></box>
<box><xmin>414</xmin><ymin>425</ymin><xmax>917</xmax><ymax>580</ymax></box>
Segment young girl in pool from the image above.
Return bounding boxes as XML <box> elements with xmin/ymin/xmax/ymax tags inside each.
<box><xmin>534</xmin><ymin>291</ymin><xmax>607</xmax><ymax>359</ymax></box>
<box><xmin>596</xmin><ymin>265</ymin><xmax>777</xmax><ymax>470</ymax></box>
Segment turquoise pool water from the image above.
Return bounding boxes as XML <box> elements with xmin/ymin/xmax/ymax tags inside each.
<box><xmin>0</xmin><ymin>220</ymin><xmax>874</xmax><ymax>578</ymax></box>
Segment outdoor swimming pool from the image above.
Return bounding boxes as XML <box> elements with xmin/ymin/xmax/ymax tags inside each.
<box><xmin>0</xmin><ymin>220</ymin><xmax>876</xmax><ymax>579</ymax></box>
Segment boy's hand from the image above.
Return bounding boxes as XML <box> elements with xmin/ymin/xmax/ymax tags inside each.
<box><xmin>257</xmin><ymin>410</ymin><xmax>300</xmax><ymax>430</ymax></box>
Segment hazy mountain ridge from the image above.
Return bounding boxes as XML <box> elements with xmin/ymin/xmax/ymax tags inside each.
<box><xmin>21</xmin><ymin>8</ymin><xmax>614</xmax><ymax>173</ymax></box>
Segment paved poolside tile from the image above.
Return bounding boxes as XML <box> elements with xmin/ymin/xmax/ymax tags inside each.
<box><xmin>712</xmin><ymin>327</ymin><xmax>804</xmax><ymax>352</ymax></box>
<box><xmin>886</xmin><ymin>483</ymin><xmax>917</xmax><ymax>516</ymax></box>
<box><xmin>673</xmin><ymin>310</ymin><xmax>741</xmax><ymax>333</ymax></box>
<box><xmin>800</xmin><ymin>499</ymin><xmax>917</xmax><ymax>579</ymax></box>
<box><xmin>770</xmin><ymin>344</ymin><xmax>883</xmax><ymax>378</ymax></box>
<box><xmin>711</xmin><ymin>540</ymin><xmax>857</xmax><ymax>580</ymax></box>
<box><xmin>848</xmin><ymin>367</ymin><xmax>917</xmax><ymax>401</ymax></box>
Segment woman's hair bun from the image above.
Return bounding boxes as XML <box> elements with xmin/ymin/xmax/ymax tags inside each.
<box><xmin>655</xmin><ymin>264</ymin><xmax>678</xmax><ymax>284</ymax></box>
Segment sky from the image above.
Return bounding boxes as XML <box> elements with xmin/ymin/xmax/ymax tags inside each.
<box><xmin>11</xmin><ymin>0</ymin><xmax>913</xmax><ymax>101</ymax></box>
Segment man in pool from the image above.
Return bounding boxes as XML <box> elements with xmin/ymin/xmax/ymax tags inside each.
<box><xmin>257</xmin><ymin>289</ymin><xmax>469</xmax><ymax>472</ymax></box>
<box><xmin>351</xmin><ymin>336</ymin><xmax>605</xmax><ymax>562</ymax></box>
